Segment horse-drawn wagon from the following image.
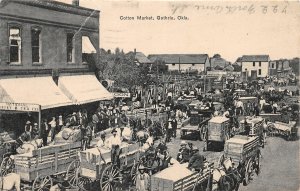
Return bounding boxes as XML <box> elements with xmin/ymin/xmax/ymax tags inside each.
<box><xmin>222</xmin><ymin>135</ymin><xmax>261</xmax><ymax>186</ymax></box>
<box><xmin>180</xmin><ymin>110</ymin><xmax>210</xmax><ymax>141</ymax></box>
<box><xmin>270</xmin><ymin>121</ymin><xmax>297</xmax><ymax>140</ymax></box>
<box><xmin>151</xmin><ymin>162</ymin><xmax>214</xmax><ymax>191</ymax></box>
<box><xmin>0</xmin><ymin>141</ymin><xmax>81</xmax><ymax>191</ymax></box>
<box><xmin>72</xmin><ymin>141</ymin><xmax>144</xmax><ymax>191</ymax></box>
<box><xmin>204</xmin><ymin>117</ymin><xmax>230</xmax><ymax>151</ymax></box>
<box><xmin>240</xmin><ymin>117</ymin><xmax>265</xmax><ymax>147</ymax></box>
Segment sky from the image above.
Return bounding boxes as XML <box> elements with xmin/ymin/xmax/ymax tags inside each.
<box><xmin>59</xmin><ymin>0</ymin><xmax>300</xmax><ymax>62</ymax></box>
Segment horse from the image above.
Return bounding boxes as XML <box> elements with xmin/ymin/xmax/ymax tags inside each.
<box><xmin>0</xmin><ymin>173</ymin><xmax>21</xmax><ymax>191</ymax></box>
<box><xmin>210</xmin><ymin>158</ymin><xmax>243</xmax><ymax>191</ymax></box>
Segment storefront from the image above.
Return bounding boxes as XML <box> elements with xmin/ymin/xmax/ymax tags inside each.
<box><xmin>0</xmin><ymin>76</ymin><xmax>73</xmax><ymax>138</ymax></box>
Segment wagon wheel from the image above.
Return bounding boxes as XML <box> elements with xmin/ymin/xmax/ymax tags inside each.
<box><xmin>243</xmin><ymin>159</ymin><xmax>254</xmax><ymax>186</ymax></box>
<box><xmin>32</xmin><ymin>175</ymin><xmax>53</xmax><ymax>191</ymax></box>
<box><xmin>200</xmin><ymin>125</ymin><xmax>208</xmax><ymax>141</ymax></box>
<box><xmin>77</xmin><ymin>177</ymin><xmax>92</xmax><ymax>191</ymax></box>
<box><xmin>254</xmin><ymin>152</ymin><xmax>261</xmax><ymax>175</ymax></box>
<box><xmin>218</xmin><ymin>154</ymin><xmax>225</xmax><ymax>167</ymax></box>
<box><xmin>66</xmin><ymin>159</ymin><xmax>80</xmax><ymax>187</ymax></box>
<box><xmin>130</xmin><ymin>162</ymin><xmax>139</xmax><ymax>186</ymax></box>
<box><xmin>100</xmin><ymin>165</ymin><xmax>122</xmax><ymax>191</ymax></box>
<box><xmin>0</xmin><ymin>156</ymin><xmax>14</xmax><ymax>176</ymax></box>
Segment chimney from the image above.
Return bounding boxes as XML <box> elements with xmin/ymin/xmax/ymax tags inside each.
<box><xmin>72</xmin><ymin>0</ymin><xmax>79</xmax><ymax>6</ymax></box>
<box><xmin>134</xmin><ymin>48</ymin><xmax>136</xmax><ymax>55</ymax></box>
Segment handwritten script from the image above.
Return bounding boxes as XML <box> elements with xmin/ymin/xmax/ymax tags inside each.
<box><xmin>170</xmin><ymin>3</ymin><xmax>289</xmax><ymax>15</ymax></box>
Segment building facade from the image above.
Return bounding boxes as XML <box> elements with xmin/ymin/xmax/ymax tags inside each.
<box><xmin>0</xmin><ymin>0</ymin><xmax>99</xmax><ymax>76</ymax></box>
<box><xmin>148</xmin><ymin>54</ymin><xmax>209</xmax><ymax>73</ymax></box>
<box><xmin>269</xmin><ymin>59</ymin><xmax>292</xmax><ymax>76</ymax></box>
<box><xmin>241</xmin><ymin>55</ymin><xmax>270</xmax><ymax>78</ymax></box>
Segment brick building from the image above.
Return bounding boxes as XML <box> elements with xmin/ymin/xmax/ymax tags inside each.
<box><xmin>0</xmin><ymin>0</ymin><xmax>99</xmax><ymax>76</ymax></box>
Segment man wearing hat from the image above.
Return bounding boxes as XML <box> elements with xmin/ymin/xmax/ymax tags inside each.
<box><xmin>177</xmin><ymin>141</ymin><xmax>190</xmax><ymax>163</ymax></box>
<box><xmin>24</xmin><ymin>121</ymin><xmax>32</xmax><ymax>141</ymax></box>
<box><xmin>31</xmin><ymin>123</ymin><xmax>39</xmax><ymax>139</ymax></box>
<box><xmin>188</xmin><ymin>147</ymin><xmax>206</xmax><ymax>172</ymax></box>
<box><xmin>165</xmin><ymin>118</ymin><xmax>173</xmax><ymax>142</ymax></box>
<box><xmin>107</xmin><ymin>128</ymin><xmax>122</xmax><ymax>167</ymax></box>
<box><xmin>136</xmin><ymin>165</ymin><xmax>150</xmax><ymax>191</ymax></box>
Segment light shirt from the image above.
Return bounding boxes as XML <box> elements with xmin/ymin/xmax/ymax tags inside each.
<box><xmin>49</xmin><ymin>120</ymin><xmax>56</xmax><ymax>128</ymax></box>
<box><xmin>107</xmin><ymin>135</ymin><xmax>122</xmax><ymax>149</ymax></box>
<box><xmin>236</xmin><ymin>101</ymin><xmax>244</xmax><ymax>108</ymax></box>
<box><xmin>58</xmin><ymin>115</ymin><xmax>63</xmax><ymax>126</ymax></box>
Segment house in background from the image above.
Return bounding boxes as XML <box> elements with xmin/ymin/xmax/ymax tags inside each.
<box><xmin>240</xmin><ymin>55</ymin><xmax>270</xmax><ymax>79</ymax></box>
<box><xmin>148</xmin><ymin>54</ymin><xmax>209</xmax><ymax>73</ymax></box>
<box><xmin>209</xmin><ymin>54</ymin><xmax>231</xmax><ymax>71</ymax></box>
<box><xmin>134</xmin><ymin>51</ymin><xmax>152</xmax><ymax>65</ymax></box>
<box><xmin>269</xmin><ymin>59</ymin><xmax>292</xmax><ymax>76</ymax></box>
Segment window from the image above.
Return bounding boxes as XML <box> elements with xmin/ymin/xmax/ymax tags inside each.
<box><xmin>259</xmin><ymin>62</ymin><xmax>261</xmax><ymax>67</ymax></box>
<box><xmin>9</xmin><ymin>27</ymin><xmax>21</xmax><ymax>63</ymax></box>
<box><xmin>271</xmin><ymin>63</ymin><xmax>275</xmax><ymax>68</ymax></box>
<box><xmin>172</xmin><ymin>63</ymin><xmax>175</xmax><ymax>66</ymax></box>
<box><xmin>67</xmin><ymin>33</ymin><xmax>74</xmax><ymax>63</ymax></box>
<box><xmin>258</xmin><ymin>69</ymin><xmax>261</xmax><ymax>75</ymax></box>
<box><xmin>82</xmin><ymin>36</ymin><xmax>96</xmax><ymax>64</ymax></box>
<box><xmin>253</xmin><ymin>62</ymin><xmax>255</xmax><ymax>67</ymax></box>
<box><xmin>192</xmin><ymin>63</ymin><xmax>195</xmax><ymax>66</ymax></box>
<box><xmin>31</xmin><ymin>27</ymin><xmax>41</xmax><ymax>63</ymax></box>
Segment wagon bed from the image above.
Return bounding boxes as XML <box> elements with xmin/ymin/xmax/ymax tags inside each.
<box><xmin>151</xmin><ymin>162</ymin><xmax>214</xmax><ymax>191</ymax></box>
<box><xmin>14</xmin><ymin>141</ymin><xmax>81</xmax><ymax>182</ymax></box>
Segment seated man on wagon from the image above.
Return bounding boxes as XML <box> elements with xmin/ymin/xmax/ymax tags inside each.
<box><xmin>176</xmin><ymin>141</ymin><xmax>191</xmax><ymax>163</ymax></box>
<box><xmin>188</xmin><ymin>147</ymin><xmax>206</xmax><ymax>172</ymax></box>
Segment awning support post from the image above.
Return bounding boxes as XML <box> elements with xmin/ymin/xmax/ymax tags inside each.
<box><xmin>38</xmin><ymin>105</ymin><xmax>41</xmax><ymax>137</ymax></box>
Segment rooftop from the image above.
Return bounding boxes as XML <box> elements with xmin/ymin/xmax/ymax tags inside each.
<box><xmin>241</xmin><ymin>55</ymin><xmax>270</xmax><ymax>62</ymax></box>
<box><xmin>5</xmin><ymin>0</ymin><xmax>99</xmax><ymax>17</ymax></box>
<box><xmin>135</xmin><ymin>52</ymin><xmax>152</xmax><ymax>64</ymax></box>
<box><xmin>148</xmin><ymin>54</ymin><xmax>208</xmax><ymax>64</ymax></box>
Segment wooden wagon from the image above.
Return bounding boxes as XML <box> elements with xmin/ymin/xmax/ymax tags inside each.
<box><xmin>74</xmin><ymin>141</ymin><xmax>144</xmax><ymax>191</ymax></box>
<box><xmin>271</xmin><ymin>121</ymin><xmax>297</xmax><ymax>140</ymax></box>
<box><xmin>151</xmin><ymin>162</ymin><xmax>214</xmax><ymax>191</ymax></box>
<box><xmin>0</xmin><ymin>141</ymin><xmax>81</xmax><ymax>191</ymax></box>
<box><xmin>239</xmin><ymin>117</ymin><xmax>265</xmax><ymax>147</ymax></box>
<box><xmin>180</xmin><ymin>111</ymin><xmax>210</xmax><ymax>141</ymax></box>
<box><xmin>204</xmin><ymin>116</ymin><xmax>230</xmax><ymax>151</ymax></box>
<box><xmin>222</xmin><ymin>135</ymin><xmax>261</xmax><ymax>186</ymax></box>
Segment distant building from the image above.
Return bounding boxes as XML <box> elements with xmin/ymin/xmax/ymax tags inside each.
<box><xmin>148</xmin><ymin>54</ymin><xmax>209</xmax><ymax>73</ymax></box>
<box><xmin>135</xmin><ymin>51</ymin><xmax>152</xmax><ymax>65</ymax></box>
<box><xmin>240</xmin><ymin>55</ymin><xmax>270</xmax><ymax>78</ymax></box>
<box><xmin>209</xmin><ymin>56</ymin><xmax>230</xmax><ymax>70</ymax></box>
<box><xmin>269</xmin><ymin>59</ymin><xmax>292</xmax><ymax>76</ymax></box>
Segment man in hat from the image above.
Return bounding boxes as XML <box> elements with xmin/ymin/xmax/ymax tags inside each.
<box><xmin>165</xmin><ymin>118</ymin><xmax>173</xmax><ymax>142</ymax></box>
<box><xmin>96</xmin><ymin>133</ymin><xmax>108</xmax><ymax>148</ymax></box>
<box><xmin>188</xmin><ymin>147</ymin><xmax>206</xmax><ymax>172</ymax></box>
<box><xmin>171</xmin><ymin>115</ymin><xmax>178</xmax><ymax>138</ymax></box>
<box><xmin>136</xmin><ymin>165</ymin><xmax>150</xmax><ymax>191</ymax></box>
<box><xmin>41</xmin><ymin>119</ymin><xmax>49</xmax><ymax>146</ymax></box>
<box><xmin>69</xmin><ymin>112</ymin><xmax>77</xmax><ymax>126</ymax></box>
<box><xmin>107</xmin><ymin>128</ymin><xmax>122</xmax><ymax>167</ymax></box>
<box><xmin>32</xmin><ymin>123</ymin><xmax>39</xmax><ymax>139</ymax></box>
<box><xmin>49</xmin><ymin>117</ymin><xmax>57</xmax><ymax>142</ymax></box>
<box><xmin>177</xmin><ymin>141</ymin><xmax>191</xmax><ymax>163</ymax></box>
<box><xmin>24</xmin><ymin>121</ymin><xmax>32</xmax><ymax>141</ymax></box>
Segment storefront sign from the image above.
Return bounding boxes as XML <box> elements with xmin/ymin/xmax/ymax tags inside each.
<box><xmin>112</xmin><ymin>92</ymin><xmax>131</xmax><ymax>98</ymax></box>
<box><xmin>0</xmin><ymin>102</ymin><xmax>40</xmax><ymax>112</ymax></box>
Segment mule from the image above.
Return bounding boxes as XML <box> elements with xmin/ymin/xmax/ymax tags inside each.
<box><xmin>0</xmin><ymin>173</ymin><xmax>21</xmax><ymax>191</ymax></box>
<box><xmin>211</xmin><ymin>158</ymin><xmax>243</xmax><ymax>191</ymax></box>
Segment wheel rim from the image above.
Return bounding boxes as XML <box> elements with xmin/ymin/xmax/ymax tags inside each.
<box><xmin>101</xmin><ymin>165</ymin><xmax>122</xmax><ymax>191</ymax></box>
<box><xmin>130</xmin><ymin>163</ymin><xmax>139</xmax><ymax>186</ymax></box>
<box><xmin>78</xmin><ymin>177</ymin><xmax>92</xmax><ymax>191</ymax></box>
<box><xmin>0</xmin><ymin>157</ymin><xmax>13</xmax><ymax>176</ymax></box>
<box><xmin>32</xmin><ymin>175</ymin><xmax>53</xmax><ymax>191</ymax></box>
<box><xmin>66</xmin><ymin>160</ymin><xmax>80</xmax><ymax>187</ymax></box>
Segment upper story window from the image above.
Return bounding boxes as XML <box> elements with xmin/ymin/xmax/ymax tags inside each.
<box><xmin>259</xmin><ymin>62</ymin><xmax>261</xmax><ymax>67</ymax></box>
<box><xmin>67</xmin><ymin>33</ymin><xmax>75</xmax><ymax>63</ymax></box>
<box><xmin>31</xmin><ymin>27</ymin><xmax>41</xmax><ymax>63</ymax></box>
<box><xmin>192</xmin><ymin>63</ymin><xmax>195</xmax><ymax>66</ymax></box>
<box><xmin>172</xmin><ymin>63</ymin><xmax>175</xmax><ymax>66</ymax></box>
<box><xmin>9</xmin><ymin>27</ymin><xmax>21</xmax><ymax>64</ymax></box>
<box><xmin>252</xmin><ymin>62</ymin><xmax>255</xmax><ymax>67</ymax></box>
<box><xmin>82</xmin><ymin>36</ymin><xmax>96</xmax><ymax>64</ymax></box>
